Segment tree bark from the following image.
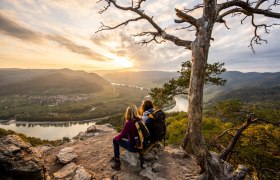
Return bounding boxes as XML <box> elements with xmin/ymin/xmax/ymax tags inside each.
<box><xmin>187</xmin><ymin>1</ymin><xmax>225</xmax><ymax>179</ymax></box>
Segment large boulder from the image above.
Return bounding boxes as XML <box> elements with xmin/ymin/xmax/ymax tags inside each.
<box><xmin>152</xmin><ymin>162</ymin><xmax>164</xmax><ymax>172</ymax></box>
<box><xmin>0</xmin><ymin>135</ymin><xmax>45</xmax><ymax>179</ymax></box>
<box><xmin>164</xmin><ymin>146</ymin><xmax>189</xmax><ymax>159</ymax></box>
<box><xmin>57</xmin><ymin>147</ymin><xmax>77</xmax><ymax>164</ymax></box>
<box><xmin>139</xmin><ymin>167</ymin><xmax>166</xmax><ymax>180</ymax></box>
<box><xmin>73</xmin><ymin>165</ymin><xmax>92</xmax><ymax>180</ymax></box>
<box><xmin>53</xmin><ymin>162</ymin><xmax>78</xmax><ymax>179</ymax></box>
<box><xmin>121</xmin><ymin>151</ymin><xmax>139</xmax><ymax>166</ymax></box>
<box><xmin>86</xmin><ymin>125</ymin><xmax>97</xmax><ymax>133</ymax></box>
<box><xmin>53</xmin><ymin>162</ymin><xmax>91</xmax><ymax>180</ymax></box>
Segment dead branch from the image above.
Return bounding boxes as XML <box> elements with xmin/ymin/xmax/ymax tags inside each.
<box><xmin>183</xmin><ymin>3</ymin><xmax>204</xmax><ymax>13</ymax></box>
<box><xmin>133</xmin><ymin>31</ymin><xmax>165</xmax><ymax>45</ymax></box>
<box><xmin>216</xmin><ymin>128</ymin><xmax>239</xmax><ymax>139</ymax></box>
<box><xmin>218</xmin><ymin>0</ymin><xmax>280</xmax><ymax>18</ymax></box>
<box><xmin>175</xmin><ymin>9</ymin><xmax>198</xmax><ymax>29</ymax></box>
<box><xmin>95</xmin><ymin>17</ymin><xmax>144</xmax><ymax>33</ymax></box>
<box><xmin>174</xmin><ymin>20</ymin><xmax>196</xmax><ymax>31</ymax></box>
<box><xmin>216</xmin><ymin>8</ymin><xmax>251</xmax><ymax>22</ymax></box>
<box><xmin>255</xmin><ymin>0</ymin><xmax>268</xmax><ymax>9</ymax></box>
<box><xmin>257</xmin><ymin>118</ymin><xmax>280</xmax><ymax>126</ymax></box>
<box><xmin>220</xmin><ymin>113</ymin><xmax>258</xmax><ymax>161</ymax></box>
<box><xmin>249</xmin><ymin>14</ymin><xmax>280</xmax><ymax>53</ymax></box>
<box><xmin>96</xmin><ymin>0</ymin><xmax>192</xmax><ymax>49</ymax></box>
<box><xmin>216</xmin><ymin>0</ymin><xmax>280</xmax><ymax>53</ymax></box>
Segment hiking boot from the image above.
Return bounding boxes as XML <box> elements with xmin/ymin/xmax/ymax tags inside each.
<box><xmin>109</xmin><ymin>156</ymin><xmax>115</xmax><ymax>162</ymax></box>
<box><xmin>111</xmin><ymin>158</ymin><xmax>121</xmax><ymax>171</ymax></box>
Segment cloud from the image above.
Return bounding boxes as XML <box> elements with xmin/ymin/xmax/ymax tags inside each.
<box><xmin>46</xmin><ymin>35</ymin><xmax>111</xmax><ymax>61</ymax></box>
<box><xmin>91</xmin><ymin>32</ymin><xmax>188</xmax><ymax>70</ymax></box>
<box><xmin>0</xmin><ymin>0</ymin><xmax>279</xmax><ymax>72</ymax></box>
<box><xmin>0</xmin><ymin>12</ymin><xmax>110</xmax><ymax>62</ymax></box>
<box><xmin>0</xmin><ymin>12</ymin><xmax>43</xmax><ymax>42</ymax></box>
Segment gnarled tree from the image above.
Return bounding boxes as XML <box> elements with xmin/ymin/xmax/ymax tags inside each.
<box><xmin>97</xmin><ymin>0</ymin><xmax>280</xmax><ymax>179</ymax></box>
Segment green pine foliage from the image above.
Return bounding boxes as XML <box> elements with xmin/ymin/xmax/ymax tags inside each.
<box><xmin>164</xmin><ymin>100</ymin><xmax>280</xmax><ymax>179</ymax></box>
<box><xmin>150</xmin><ymin>61</ymin><xmax>226</xmax><ymax>108</ymax></box>
<box><xmin>165</xmin><ymin>112</ymin><xmax>188</xmax><ymax>145</ymax></box>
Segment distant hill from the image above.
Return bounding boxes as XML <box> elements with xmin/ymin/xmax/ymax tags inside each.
<box><xmin>102</xmin><ymin>70</ymin><xmax>280</xmax><ymax>103</ymax></box>
<box><xmin>205</xmin><ymin>71</ymin><xmax>280</xmax><ymax>103</ymax></box>
<box><xmin>103</xmin><ymin>71</ymin><xmax>179</xmax><ymax>88</ymax></box>
<box><xmin>0</xmin><ymin>69</ymin><xmax>110</xmax><ymax>95</ymax></box>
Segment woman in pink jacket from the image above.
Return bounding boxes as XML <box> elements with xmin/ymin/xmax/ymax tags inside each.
<box><xmin>111</xmin><ymin>105</ymin><xmax>141</xmax><ymax>170</ymax></box>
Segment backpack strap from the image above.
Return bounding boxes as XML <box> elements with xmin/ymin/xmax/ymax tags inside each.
<box><xmin>135</xmin><ymin>121</ymin><xmax>144</xmax><ymax>149</ymax></box>
<box><xmin>148</xmin><ymin>113</ymin><xmax>154</xmax><ymax>119</ymax></box>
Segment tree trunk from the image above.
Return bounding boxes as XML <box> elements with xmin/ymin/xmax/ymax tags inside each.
<box><xmin>187</xmin><ymin>12</ymin><xmax>248</xmax><ymax>179</ymax></box>
<box><xmin>187</xmin><ymin>2</ymin><xmax>224</xmax><ymax>178</ymax></box>
<box><xmin>188</xmin><ymin>28</ymin><xmax>216</xmax><ymax>179</ymax></box>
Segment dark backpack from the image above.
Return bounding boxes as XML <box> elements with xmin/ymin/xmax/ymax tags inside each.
<box><xmin>147</xmin><ymin>110</ymin><xmax>166</xmax><ymax>144</ymax></box>
<box><xmin>134</xmin><ymin>120</ymin><xmax>151</xmax><ymax>150</ymax></box>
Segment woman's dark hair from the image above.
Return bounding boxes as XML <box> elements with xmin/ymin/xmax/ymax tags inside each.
<box><xmin>140</xmin><ymin>100</ymin><xmax>154</xmax><ymax>115</ymax></box>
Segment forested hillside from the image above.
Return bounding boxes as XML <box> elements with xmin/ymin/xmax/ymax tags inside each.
<box><xmin>0</xmin><ymin>69</ymin><xmax>110</xmax><ymax>95</ymax></box>
<box><xmin>0</xmin><ymin>69</ymin><xmax>148</xmax><ymax>121</ymax></box>
<box><xmin>204</xmin><ymin>71</ymin><xmax>280</xmax><ymax>102</ymax></box>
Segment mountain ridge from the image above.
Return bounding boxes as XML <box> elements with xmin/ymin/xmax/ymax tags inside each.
<box><xmin>0</xmin><ymin>69</ymin><xmax>110</xmax><ymax>95</ymax></box>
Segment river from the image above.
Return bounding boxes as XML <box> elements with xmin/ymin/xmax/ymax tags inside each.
<box><xmin>0</xmin><ymin>89</ymin><xmax>188</xmax><ymax>140</ymax></box>
<box><xmin>0</xmin><ymin>117</ymin><xmax>108</xmax><ymax>140</ymax></box>
<box><xmin>166</xmin><ymin>95</ymin><xmax>188</xmax><ymax>112</ymax></box>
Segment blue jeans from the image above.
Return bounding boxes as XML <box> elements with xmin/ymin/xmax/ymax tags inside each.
<box><xmin>113</xmin><ymin>138</ymin><xmax>138</xmax><ymax>159</ymax></box>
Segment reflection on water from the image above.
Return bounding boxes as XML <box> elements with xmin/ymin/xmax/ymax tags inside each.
<box><xmin>0</xmin><ymin>95</ymin><xmax>188</xmax><ymax>140</ymax></box>
<box><xmin>166</xmin><ymin>95</ymin><xmax>188</xmax><ymax>112</ymax></box>
<box><xmin>0</xmin><ymin>118</ymin><xmax>107</xmax><ymax>140</ymax></box>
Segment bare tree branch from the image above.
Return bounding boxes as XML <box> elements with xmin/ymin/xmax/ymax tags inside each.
<box><xmin>257</xmin><ymin>118</ymin><xmax>280</xmax><ymax>126</ymax></box>
<box><xmin>183</xmin><ymin>3</ymin><xmax>204</xmax><ymax>13</ymax></box>
<box><xmin>249</xmin><ymin>14</ymin><xmax>280</xmax><ymax>53</ymax></box>
<box><xmin>95</xmin><ymin>17</ymin><xmax>144</xmax><ymax>33</ymax></box>
<box><xmin>216</xmin><ymin>128</ymin><xmax>239</xmax><ymax>139</ymax></box>
<box><xmin>220</xmin><ymin>113</ymin><xmax>258</xmax><ymax>161</ymax></box>
<box><xmin>133</xmin><ymin>31</ymin><xmax>165</xmax><ymax>45</ymax></box>
<box><xmin>175</xmin><ymin>25</ymin><xmax>196</xmax><ymax>32</ymax></box>
<box><xmin>216</xmin><ymin>8</ymin><xmax>251</xmax><ymax>22</ymax></box>
<box><xmin>97</xmin><ymin>0</ymin><xmax>192</xmax><ymax>49</ymax></box>
<box><xmin>255</xmin><ymin>0</ymin><xmax>268</xmax><ymax>9</ymax></box>
<box><xmin>218</xmin><ymin>0</ymin><xmax>280</xmax><ymax>18</ymax></box>
<box><xmin>215</xmin><ymin>0</ymin><xmax>280</xmax><ymax>53</ymax></box>
<box><xmin>175</xmin><ymin>8</ymin><xmax>198</xmax><ymax>29</ymax></box>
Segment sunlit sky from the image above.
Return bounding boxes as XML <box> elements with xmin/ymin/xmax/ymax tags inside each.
<box><xmin>0</xmin><ymin>0</ymin><xmax>279</xmax><ymax>72</ymax></box>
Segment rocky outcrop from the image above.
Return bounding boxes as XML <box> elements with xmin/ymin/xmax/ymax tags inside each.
<box><xmin>57</xmin><ymin>147</ymin><xmax>77</xmax><ymax>164</ymax></box>
<box><xmin>73</xmin><ymin>124</ymin><xmax>113</xmax><ymax>140</ymax></box>
<box><xmin>1</xmin><ymin>124</ymin><xmax>201</xmax><ymax>180</ymax></box>
<box><xmin>0</xmin><ymin>135</ymin><xmax>45</xmax><ymax>179</ymax></box>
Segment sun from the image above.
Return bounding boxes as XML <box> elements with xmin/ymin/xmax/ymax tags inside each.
<box><xmin>114</xmin><ymin>57</ymin><xmax>134</xmax><ymax>68</ymax></box>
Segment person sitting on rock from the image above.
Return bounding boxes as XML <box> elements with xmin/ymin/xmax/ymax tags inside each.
<box><xmin>111</xmin><ymin>105</ymin><xmax>141</xmax><ymax>170</ymax></box>
<box><xmin>139</xmin><ymin>99</ymin><xmax>154</xmax><ymax>124</ymax></box>
<box><xmin>140</xmin><ymin>100</ymin><xmax>157</xmax><ymax>143</ymax></box>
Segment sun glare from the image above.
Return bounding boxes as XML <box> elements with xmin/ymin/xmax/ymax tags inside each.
<box><xmin>114</xmin><ymin>58</ymin><xmax>134</xmax><ymax>68</ymax></box>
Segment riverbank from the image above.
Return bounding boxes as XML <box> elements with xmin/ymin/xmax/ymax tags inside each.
<box><xmin>0</xmin><ymin>116</ymin><xmax>110</xmax><ymax>125</ymax></box>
